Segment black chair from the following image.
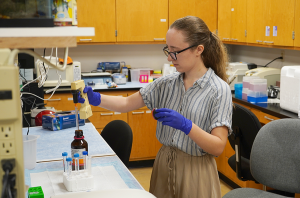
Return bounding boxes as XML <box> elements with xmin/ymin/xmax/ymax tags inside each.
<box><xmin>223</xmin><ymin>119</ymin><xmax>300</xmax><ymax>197</ymax></box>
<box><xmin>101</xmin><ymin>120</ymin><xmax>133</xmax><ymax>167</ymax></box>
<box><xmin>228</xmin><ymin>103</ymin><xmax>261</xmax><ymax>182</ymax></box>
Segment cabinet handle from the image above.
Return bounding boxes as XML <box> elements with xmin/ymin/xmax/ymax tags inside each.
<box><xmin>231</xmin><ymin>38</ymin><xmax>238</xmax><ymax>41</ymax></box>
<box><xmin>153</xmin><ymin>38</ymin><xmax>165</xmax><ymax>41</ymax></box>
<box><xmin>263</xmin><ymin>41</ymin><xmax>274</xmax><ymax>44</ymax></box>
<box><xmin>256</xmin><ymin>40</ymin><xmax>263</xmax><ymax>43</ymax></box>
<box><xmin>100</xmin><ymin>113</ymin><xmax>113</xmax><ymax>116</ymax></box>
<box><xmin>264</xmin><ymin>116</ymin><xmax>274</xmax><ymax>121</ymax></box>
<box><xmin>79</xmin><ymin>39</ymin><xmax>92</xmax><ymax>41</ymax></box>
<box><xmin>223</xmin><ymin>38</ymin><xmax>230</xmax><ymax>40</ymax></box>
<box><xmin>48</xmin><ymin>98</ymin><xmax>61</xmax><ymax>101</ymax></box>
<box><xmin>132</xmin><ymin>111</ymin><xmax>144</xmax><ymax>114</ymax></box>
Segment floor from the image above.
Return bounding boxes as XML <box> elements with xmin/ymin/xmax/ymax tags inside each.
<box><xmin>129</xmin><ymin>167</ymin><xmax>233</xmax><ymax>197</ymax></box>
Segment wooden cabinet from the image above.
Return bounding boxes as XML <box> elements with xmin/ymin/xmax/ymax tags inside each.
<box><xmin>169</xmin><ymin>0</ymin><xmax>218</xmax><ymax>33</ymax></box>
<box><xmin>45</xmin><ymin>93</ymin><xmax>80</xmax><ymax>111</ymax></box>
<box><xmin>77</xmin><ymin>0</ymin><xmax>116</xmax><ymax>43</ymax></box>
<box><xmin>116</xmin><ymin>0</ymin><xmax>168</xmax><ymax>42</ymax></box>
<box><xmin>295</xmin><ymin>0</ymin><xmax>300</xmax><ymax>47</ymax></box>
<box><xmin>218</xmin><ymin>0</ymin><xmax>247</xmax><ymax>43</ymax></box>
<box><xmin>89</xmin><ymin>111</ymin><xmax>128</xmax><ymax>129</ymax></box>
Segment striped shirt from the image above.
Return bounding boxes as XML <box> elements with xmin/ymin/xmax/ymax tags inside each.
<box><xmin>140</xmin><ymin>68</ymin><xmax>232</xmax><ymax>156</ymax></box>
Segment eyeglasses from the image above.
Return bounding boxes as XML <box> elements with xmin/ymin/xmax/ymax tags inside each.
<box><xmin>163</xmin><ymin>45</ymin><xmax>198</xmax><ymax>60</ymax></box>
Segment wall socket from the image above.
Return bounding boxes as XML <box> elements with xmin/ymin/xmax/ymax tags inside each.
<box><xmin>281</xmin><ymin>50</ymin><xmax>285</xmax><ymax>62</ymax></box>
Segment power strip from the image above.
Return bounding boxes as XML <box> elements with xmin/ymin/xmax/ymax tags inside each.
<box><xmin>0</xmin><ymin>63</ymin><xmax>25</xmax><ymax>197</ymax></box>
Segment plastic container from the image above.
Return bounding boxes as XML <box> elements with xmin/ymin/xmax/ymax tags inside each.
<box><xmin>247</xmin><ymin>90</ymin><xmax>268</xmax><ymax>103</ymax></box>
<box><xmin>121</xmin><ymin>67</ymin><xmax>128</xmax><ymax>82</ymax></box>
<box><xmin>242</xmin><ymin>76</ymin><xmax>260</xmax><ymax>100</ymax></box>
<box><xmin>23</xmin><ymin>135</ymin><xmax>40</xmax><ymax>169</ymax></box>
<box><xmin>234</xmin><ymin>83</ymin><xmax>243</xmax><ymax>99</ymax></box>
<box><xmin>130</xmin><ymin>68</ymin><xmax>152</xmax><ymax>82</ymax></box>
<box><xmin>249</xmin><ymin>78</ymin><xmax>267</xmax><ymax>92</ymax></box>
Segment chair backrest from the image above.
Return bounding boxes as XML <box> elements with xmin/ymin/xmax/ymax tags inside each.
<box><xmin>229</xmin><ymin>103</ymin><xmax>261</xmax><ymax>159</ymax></box>
<box><xmin>101</xmin><ymin>120</ymin><xmax>133</xmax><ymax>167</ymax></box>
<box><xmin>250</xmin><ymin>119</ymin><xmax>300</xmax><ymax>194</ymax></box>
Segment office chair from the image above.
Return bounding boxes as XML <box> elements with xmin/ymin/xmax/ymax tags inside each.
<box><xmin>228</xmin><ymin>103</ymin><xmax>261</xmax><ymax>182</ymax></box>
<box><xmin>101</xmin><ymin>120</ymin><xmax>133</xmax><ymax>167</ymax></box>
<box><xmin>223</xmin><ymin>119</ymin><xmax>300</xmax><ymax>197</ymax></box>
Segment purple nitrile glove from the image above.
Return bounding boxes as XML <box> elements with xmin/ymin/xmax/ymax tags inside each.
<box><xmin>155</xmin><ymin>108</ymin><xmax>193</xmax><ymax>135</ymax></box>
<box><xmin>77</xmin><ymin>86</ymin><xmax>101</xmax><ymax>106</ymax></box>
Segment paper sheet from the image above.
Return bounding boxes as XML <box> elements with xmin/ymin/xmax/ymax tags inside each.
<box><xmin>30</xmin><ymin>166</ymin><xmax>128</xmax><ymax>198</ymax></box>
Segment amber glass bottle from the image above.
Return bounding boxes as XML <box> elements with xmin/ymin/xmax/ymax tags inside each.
<box><xmin>71</xmin><ymin>130</ymin><xmax>88</xmax><ymax>170</ymax></box>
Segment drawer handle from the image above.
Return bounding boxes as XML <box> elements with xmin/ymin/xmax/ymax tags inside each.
<box><xmin>79</xmin><ymin>39</ymin><xmax>92</xmax><ymax>41</ymax></box>
<box><xmin>264</xmin><ymin>116</ymin><xmax>274</xmax><ymax>121</ymax></box>
<box><xmin>231</xmin><ymin>38</ymin><xmax>238</xmax><ymax>41</ymax></box>
<box><xmin>48</xmin><ymin>98</ymin><xmax>61</xmax><ymax>101</ymax></box>
<box><xmin>100</xmin><ymin>113</ymin><xmax>113</xmax><ymax>116</ymax></box>
<box><xmin>223</xmin><ymin>38</ymin><xmax>230</xmax><ymax>40</ymax></box>
<box><xmin>132</xmin><ymin>112</ymin><xmax>144</xmax><ymax>114</ymax></box>
<box><xmin>153</xmin><ymin>38</ymin><xmax>165</xmax><ymax>41</ymax></box>
<box><xmin>256</xmin><ymin>40</ymin><xmax>263</xmax><ymax>43</ymax></box>
<box><xmin>263</xmin><ymin>41</ymin><xmax>274</xmax><ymax>44</ymax></box>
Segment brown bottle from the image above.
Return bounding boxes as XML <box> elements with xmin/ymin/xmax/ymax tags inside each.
<box><xmin>71</xmin><ymin>130</ymin><xmax>88</xmax><ymax>170</ymax></box>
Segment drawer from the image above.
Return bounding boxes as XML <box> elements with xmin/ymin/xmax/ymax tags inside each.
<box><xmin>88</xmin><ymin>111</ymin><xmax>127</xmax><ymax>128</ymax></box>
<box><xmin>260</xmin><ymin>112</ymin><xmax>280</xmax><ymax>125</ymax></box>
<box><xmin>96</xmin><ymin>128</ymin><xmax>103</xmax><ymax>134</ymax></box>
<box><xmin>45</xmin><ymin>93</ymin><xmax>80</xmax><ymax>111</ymax></box>
<box><xmin>91</xmin><ymin>92</ymin><xmax>127</xmax><ymax>112</ymax></box>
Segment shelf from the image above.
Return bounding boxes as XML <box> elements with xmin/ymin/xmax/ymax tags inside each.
<box><xmin>0</xmin><ymin>27</ymin><xmax>94</xmax><ymax>48</ymax></box>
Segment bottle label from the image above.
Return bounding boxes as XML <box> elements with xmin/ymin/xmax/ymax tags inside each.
<box><xmin>71</xmin><ymin>148</ymin><xmax>86</xmax><ymax>166</ymax></box>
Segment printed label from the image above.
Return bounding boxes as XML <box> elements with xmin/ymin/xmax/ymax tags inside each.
<box><xmin>71</xmin><ymin>148</ymin><xmax>86</xmax><ymax>165</ymax></box>
<box><xmin>146</xmin><ymin>110</ymin><xmax>151</xmax><ymax>114</ymax></box>
<box><xmin>266</xmin><ymin>26</ymin><xmax>270</xmax><ymax>36</ymax></box>
<box><xmin>273</xmin><ymin>26</ymin><xmax>277</xmax><ymax>36</ymax></box>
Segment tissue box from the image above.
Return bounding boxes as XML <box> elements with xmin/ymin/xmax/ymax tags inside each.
<box><xmin>42</xmin><ymin>111</ymin><xmax>85</xmax><ymax>131</ymax></box>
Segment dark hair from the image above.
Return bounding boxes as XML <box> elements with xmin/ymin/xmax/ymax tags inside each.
<box><xmin>170</xmin><ymin>16</ymin><xmax>229</xmax><ymax>83</ymax></box>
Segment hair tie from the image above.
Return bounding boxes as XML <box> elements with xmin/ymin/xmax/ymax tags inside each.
<box><xmin>210</xmin><ymin>32</ymin><xmax>212</xmax><ymax>36</ymax></box>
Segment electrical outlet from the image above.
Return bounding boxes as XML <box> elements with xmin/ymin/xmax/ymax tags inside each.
<box><xmin>281</xmin><ymin>50</ymin><xmax>285</xmax><ymax>62</ymax></box>
<box><xmin>0</xmin><ymin>140</ymin><xmax>16</xmax><ymax>156</ymax></box>
<box><xmin>0</xmin><ymin>124</ymin><xmax>15</xmax><ymax>139</ymax></box>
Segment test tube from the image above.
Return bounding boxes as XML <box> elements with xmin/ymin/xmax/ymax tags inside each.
<box><xmin>66</xmin><ymin>157</ymin><xmax>72</xmax><ymax>178</ymax></box>
<box><xmin>62</xmin><ymin>152</ymin><xmax>68</xmax><ymax>172</ymax></box>
<box><xmin>82</xmin><ymin>151</ymin><xmax>88</xmax><ymax>170</ymax></box>
<box><xmin>74</xmin><ymin>153</ymin><xmax>80</xmax><ymax>172</ymax></box>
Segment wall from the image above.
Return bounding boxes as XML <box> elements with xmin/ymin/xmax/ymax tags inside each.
<box><xmin>229</xmin><ymin>45</ymin><xmax>300</xmax><ymax>69</ymax></box>
<box><xmin>35</xmin><ymin>44</ymin><xmax>169</xmax><ymax>72</ymax></box>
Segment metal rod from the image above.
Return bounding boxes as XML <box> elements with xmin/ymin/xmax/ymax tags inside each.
<box><xmin>75</xmin><ymin>105</ymin><xmax>79</xmax><ymax>130</ymax></box>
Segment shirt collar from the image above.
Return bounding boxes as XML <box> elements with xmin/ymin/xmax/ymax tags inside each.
<box><xmin>178</xmin><ymin>67</ymin><xmax>214</xmax><ymax>89</ymax></box>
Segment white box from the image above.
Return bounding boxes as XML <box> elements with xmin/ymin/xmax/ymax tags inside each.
<box><xmin>63</xmin><ymin>171</ymin><xmax>94</xmax><ymax>192</ymax></box>
<box><xmin>280</xmin><ymin>66</ymin><xmax>300</xmax><ymax>115</ymax></box>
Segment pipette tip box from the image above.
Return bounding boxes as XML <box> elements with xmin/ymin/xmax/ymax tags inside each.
<box><xmin>63</xmin><ymin>171</ymin><xmax>94</xmax><ymax>192</ymax></box>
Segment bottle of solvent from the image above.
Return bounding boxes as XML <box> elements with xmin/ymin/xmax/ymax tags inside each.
<box><xmin>71</xmin><ymin>130</ymin><xmax>88</xmax><ymax>170</ymax></box>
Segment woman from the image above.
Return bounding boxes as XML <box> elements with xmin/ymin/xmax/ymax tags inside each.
<box><xmin>79</xmin><ymin>16</ymin><xmax>232</xmax><ymax>198</ymax></box>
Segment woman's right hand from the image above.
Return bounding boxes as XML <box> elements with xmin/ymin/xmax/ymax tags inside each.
<box><xmin>78</xmin><ymin>86</ymin><xmax>101</xmax><ymax>106</ymax></box>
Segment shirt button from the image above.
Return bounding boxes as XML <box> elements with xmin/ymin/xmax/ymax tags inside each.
<box><xmin>172</xmin><ymin>139</ymin><xmax>174</xmax><ymax>142</ymax></box>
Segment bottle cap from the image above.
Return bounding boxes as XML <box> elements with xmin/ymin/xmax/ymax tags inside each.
<box><xmin>66</xmin><ymin>157</ymin><xmax>72</xmax><ymax>162</ymax></box>
<box><xmin>74</xmin><ymin>153</ymin><xmax>79</xmax><ymax>158</ymax></box>
<box><xmin>82</xmin><ymin>151</ymin><xmax>88</xmax><ymax>155</ymax></box>
<box><xmin>62</xmin><ymin>152</ymin><xmax>68</xmax><ymax>156</ymax></box>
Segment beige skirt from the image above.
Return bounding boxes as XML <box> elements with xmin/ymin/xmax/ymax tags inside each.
<box><xmin>149</xmin><ymin>145</ymin><xmax>221</xmax><ymax>198</ymax></box>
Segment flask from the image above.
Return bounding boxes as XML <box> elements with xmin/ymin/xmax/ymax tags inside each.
<box><xmin>71</xmin><ymin>130</ymin><xmax>88</xmax><ymax>170</ymax></box>
<box><xmin>122</xmin><ymin>67</ymin><xmax>129</xmax><ymax>82</ymax></box>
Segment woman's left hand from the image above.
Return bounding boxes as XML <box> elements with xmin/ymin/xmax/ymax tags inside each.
<box><xmin>155</xmin><ymin>108</ymin><xmax>192</xmax><ymax>135</ymax></box>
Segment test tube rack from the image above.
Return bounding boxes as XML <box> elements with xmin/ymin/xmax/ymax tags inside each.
<box><xmin>63</xmin><ymin>170</ymin><xmax>94</xmax><ymax>192</ymax></box>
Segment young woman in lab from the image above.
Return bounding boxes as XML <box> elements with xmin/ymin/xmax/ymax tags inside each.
<box><xmin>79</xmin><ymin>16</ymin><xmax>232</xmax><ymax>198</ymax></box>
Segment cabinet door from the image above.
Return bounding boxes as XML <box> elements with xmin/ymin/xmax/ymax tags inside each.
<box><xmin>45</xmin><ymin>93</ymin><xmax>80</xmax><ymax>111</ymax></box>
<box><xmin>264</xmin><ymin>0</ymin><xmax>295</xmax><ymax>46</ymax></box>
<box><xmin>169</xmin><ymin>0</ymin><xmax>217</xmax><ymax>33</ymax></box>
<box><xmin>89</xmin><ymin>111</ymin><xmax>127</xmax><ymax>128</ymax></box>
<box><xmin>295</xmin><ymin>0</ymin><xmax>300</xmax><ymax>47</ymax></box>
<box><xmin>128</xmin><ymin>109</ymin><xmax>159</xmax><ymax>160</ymax></box>
<box><xmin>116</xmin><ymin>0</ymin><xmax>168</xmax><ymax>42</ymax></box>
<box><xmin>218</xmin><ymin>0</ymin><xmax>231</xmax><ymax>41</ymax></box>
<box><xmin>230</xmin><ymin>0</ymin><xmax>247</xmax><ymax>43</ymax></box>
<box><xmin>247</xmin><ymin>0</ymin><xmax>265</xmax><ymax>44</ymax></box>
<box><xmin>77</xmin><ymin>0</ymin><xmax>116</xmax><ymax>43</ymax></box>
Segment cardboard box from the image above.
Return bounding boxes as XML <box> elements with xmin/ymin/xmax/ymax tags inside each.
<box><xmin>42</xmin><ymin>111</ymin><xmax>84</xmax><ymax>131</ymax></box>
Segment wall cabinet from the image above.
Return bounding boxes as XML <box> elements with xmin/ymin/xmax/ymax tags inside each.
<box><xmin>45</xmin><ymin>90</ymin><xmax>161</xmax><ymax>162</ymax></box>
<box><xmin>218</xmin><ymin>0</ymin><xmax>247</xmax><ymax>43</ymax></box>
<box><xmin>77</xmin><ymin>0</ymin><xmax>116</xmax><ymax>43</ymax></box>
<box><xmin>295</xmin><ymin>0</ymin><xmax>300</xmax><ymax>48</ymax></box>
<box><xmin>169</xmin><ymin>0</ymin><xmax>217</xmax><ymax>33</ymax></box>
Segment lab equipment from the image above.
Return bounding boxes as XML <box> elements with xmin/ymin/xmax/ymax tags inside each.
<box><xmin>62</xmin><ymin>152</ymin><xmax>68</xmax><ymax>172</ymax></box>
<box><xmin>66</xmin><ymin>157</ymin><xmax>72</xmax><ymax>178</ymax></box>
<box><xmin>71</xmin><ymin>130</ymin><xmax>88</xmax><ymax>170</ymax></box>
<box><xmin>280</xmin><ymin>66</ymin><xmax>300</xmax><ymax>115</ymax></box>
<box><xmin>245</xmin><ymin>67</ymin><xmax>281</xmax><ymax>87</ymax></box>
<box><xmin>28</xmin><ymin>186</ymin><xmax>44</xmax><ymax>198</ymax></box>
<box><xmin>23</xmin><ymin>135</ymin><xmax>40</xmax><ymax>170</ymax></box>
<box><xmin>75</xmin><ymin>104</ymin><xmax>79</xmax><ymax>130</ymax></box>
<box><xmin>227</xmin><ymin>62</ymin><xmax>249</xmax><ymax>91</ymax></box>
<box><xmin>139</xmin><ymin>75</ymin><xmax>149</xmax><ymax>83</ymax></box>
<box><xmin>97</xmin><ymin>62</ymin><xmax>121</xmax><ymax>73</ymax></box>
<box><xmin>234</xmin><ymin>83</ymin><xmax>243</xmax><ymax>99</ymax></box>
<box><xmin>74</xmin><ymin>153</ymin><xmax>79</xmax><ymax>172</ymax></box>
<box><xmin>63</xmin><ymin>169</ymin><xmax>94</xmax><ymax>192</ymax></box>
<box><xmin>247</xmin><ymin>78</ymin><xmax>268</xmax><ymax>103</ymax></box>
<box><xmin>112</xmin><ymin>73</ymin><xmax>127</xmax><ymax>85</ymax></box>
<box><xmin>77</xmin><ymin>86</ymin><xmax>101</xmax><ymax>106</ymax></box>
<box><xmin>82</xmin><ymin>151</ymin><xmax>88</xmax><ymax>170</ymax></box>
<box><xmin>122</xmin><ymin>67</ymin><xmax>129</xmax><ymax>81</ymax></box>
<box><xmin>71</xmin><ymin>80</ymin><xmax>93</xmax><ymax>119</ymax></box>
<box><xmin>31</xmin><ymin>106</ymin><xmax>56</xmax><ymax>126</ymax></box>
<box><xmin>242</xmin><ymin>76</ymin><xmax>260</xmax><ymax>100</ymax></box>
<box><xmin>130</xmin><ymin>68</ymin><xmax>152</xmax><ymax>82</ymax></box>
<box><xmin>36</xmin><ymin>60</ymin><xmax>81</xmax><ymax>87</ymax></box>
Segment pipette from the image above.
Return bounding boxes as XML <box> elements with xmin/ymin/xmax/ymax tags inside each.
<box><xmin>75</xmin><ymin>103</ymin><xmax>79</xmax><ymax>130</ymax></box>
